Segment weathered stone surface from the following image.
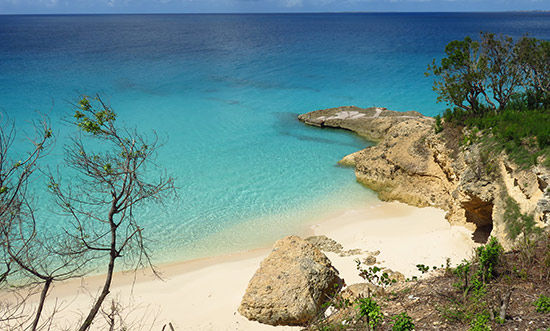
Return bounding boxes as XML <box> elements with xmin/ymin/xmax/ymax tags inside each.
<box><xmin>299</xmin><ymin>106</ymin><xmax>550</xmax><ymax>248</ymax></box>
<box><xmin>305</xmin><ymin>235</ymin><xmax>344</xmax><ymax>254</ymax></box>
<box><xmin>239</xmin><ymin>236</ymin><xmax>343</xmax><ymax>326</ymax></box>
<box><xmin>385</xmin><ymin>269</ymin><xmax>406</xmax><ymax>283</ymax></box>
<box><xmin>363</xmin><ymin>255</ymin><xmax>377</xmax><ymax>266</ymax></box>
<box><xmin>340</xmin><ymin>283</ymin><xmax>383</xmax><ymax>301</ymax></box>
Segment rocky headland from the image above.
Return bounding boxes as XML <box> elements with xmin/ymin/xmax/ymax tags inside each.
<box><xmin>299</xmin><ymin>105</ymin><xmax>550</xmax><ymax>247</ymax></box>
<box><xmin>236</xmin><ymin>106</ymin><xmax>550</xmax><ymax>329</ymax></box>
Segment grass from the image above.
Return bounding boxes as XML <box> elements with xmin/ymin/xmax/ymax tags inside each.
<box><xmin>442</xmin><ymin>102</ymin><xmax>550</xmax><ymax>168</ymax></box>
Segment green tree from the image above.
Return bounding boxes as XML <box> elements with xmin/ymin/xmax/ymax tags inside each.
<box><xmin>481</xmin><ymin>32</ymin><xmax>524</xmax><ymax>113</ymax></box>
<box><xmin>515</xmin><ymin>36</ymin><xmax>550</xmax><ymax>108</ymax></box>
<box><xmin>427</xmin><ymin>33</ymin><xmax>547</xmax><ymax>118</ymax></box>
<box><xmin>427</xmin><ymin>36</ymin><xmax>487</xmax><ymax>114</ymax></box>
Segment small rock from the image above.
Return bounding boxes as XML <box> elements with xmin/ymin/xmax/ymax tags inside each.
<box><xmin>363</xmin><ymin>255</ymin><xmax>377</xmax><ymax>265</ymax></box>
<box><xmin>339</xmin><ymin>248</ymin><xmax>363</xmax><ymax>257</ymax></box>
<box><xmin>305</xmin><ymin>235</ymin><xmax>343</xmax><ymax>254</ymax></box>
<box><xmin>340</xmin><ymin>283</ymin><xmax>383</xmax><ymax>300</ymax></box>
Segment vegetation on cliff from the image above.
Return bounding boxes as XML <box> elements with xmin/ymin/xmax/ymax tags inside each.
<box><xmin>428</xmin><ymin>32</ymin><xmax>550</xmax><ymax>168</ymax></box>
<box><xmin>308</xmin><ymin>235</ymin><xmax>550</xmax><ymax>331</ymax></box>
<box><xmin>303</xmin><ymin>32</ymin><xmax>550</xmax><ymax>331</ymax></box>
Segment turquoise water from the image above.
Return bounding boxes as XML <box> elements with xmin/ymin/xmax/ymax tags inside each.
<box><xmin>2</xmin><ymin>13</ymin><xmax>550</xmax><ymax>262</ymax></box>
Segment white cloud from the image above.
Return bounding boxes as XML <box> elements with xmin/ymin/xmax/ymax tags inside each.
<box><xmin>284</xmin><ymin>0</ymin><xmax>303</xmax><ymax>7</ymax></box>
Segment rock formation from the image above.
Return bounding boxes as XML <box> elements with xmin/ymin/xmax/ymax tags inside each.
<box><xmin>299</xmin><ymin>106</ymin><xmax>550</xmax><ymax>248</ymax></box>
<box><xmin>238</xmin><ymin>236</ymin><xmax>343</xmax><ymax>326</ymax></box>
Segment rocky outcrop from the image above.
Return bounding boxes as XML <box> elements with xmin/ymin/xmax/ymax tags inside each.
<box><xmin>238</xmin><ymin>236</ymin><xmax>343</xmax><ymax>326</ymax></box>
<box><xmin>299</xmin><ymin>106</ymin><xmax>549</xmax><ymax>248</ymax></box>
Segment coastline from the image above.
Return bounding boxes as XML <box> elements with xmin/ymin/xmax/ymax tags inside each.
<box><xmin>32</xmin><ymin>200</ymin><xmax>477</xmax><ymax>330</ymax></box>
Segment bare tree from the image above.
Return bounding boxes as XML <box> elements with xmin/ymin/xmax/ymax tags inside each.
<box><xmin>47</xmin><ymin>94</ymin><xmax>175</xmax><ymax>331</ymax></box>
<box><xmin>0</xmin><ymin>113</ymin><xmax>88</xmax><ymax>331</ymax></box>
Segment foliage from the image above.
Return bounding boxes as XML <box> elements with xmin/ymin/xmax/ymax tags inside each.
<box><xmin>427</xmin><ymin>33</ymin><xmax>549</xmax><ymax>115</ymax></box>
<box><xmin>356</xmin><ymin>259</ymin><xmax>396</xmax><ymax>289</ymax></box>
<box><xmin>481</xmin><ymin>33</ymin><xmax>524</xmax><ymax>113</ymax></box>
<box><xmin>476</xmin><ymin>237</ymin><xmax>503</xmax><ymax>283</ymax></box>
<box><xmin>415</xmin><ymin>263</ymin><xmax>437</xmax><ymax>274</ymax></box>
<box><xmin>465</xmin><ymin>107</ymin><xmax>550</xmax><ymax>151</ymax></box>
<box><xmin>428</xmin><ymin>33</ymin><xmax>550</xmax><ymax>169</ymax></box>
<box><xmin>468</xmin><ymin>312</ymin><xmax>492</xmax><ymax>331</ymax></box>
<box><xmin>453</xmin><ymin>260</ymin><xmax>472</xmax><ymax>292</ymax></box>
<box><xmin>434</xmin><ymin>114</ymin><xmax>443</xmax><ymax>134</ymax></box>
<box><xmin>47</xmin><ymin>94</ymin><xmax>175</xmax><ymax>331</ymax></box>
<box><xmin>355</xmin><ymin>297</ymin><xmax>382</xmax><ymax>331</ymax></box>
<box><xmin>391</xmin><ymin>312</ymin><xmax>415</xmax><ymax>331</ymax></box>
<box><xmin>534</xmin><ymin>294</ymin><xmax>550</xmax><ymax>313</ymax></box>
<box><xmin>427</xmin><ymin>36</ymin><xmax>486</xmax><ymax>114</ymax></box>
<box><xmin>515</xmin><ymin>36</ymin><xmax>550</xmax><ymax>108</ymax></box>
<box><xmin>502</xmin><ymin>196</ymin><xmax>541</xmax><ymax>242</ymax></box>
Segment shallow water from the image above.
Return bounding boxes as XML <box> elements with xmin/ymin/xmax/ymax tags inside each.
<box><xmin>1</xmin><ymin>13</ymin><xmax>550</xmax><ymax>262</ymax></box>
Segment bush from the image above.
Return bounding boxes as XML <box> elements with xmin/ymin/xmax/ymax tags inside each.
<box><xmin>355</xmin><ymin>297</ymin><xmax>383</xmax><ymax>330</ymax></box>
<box><xmin>476</xmin><ymin>237</ymin><xmax>503</xmax><ymax>283</ymax></box>
<box><xmin>534</xmin><ymin>294</ymin><xmax>550</xmax><ymax>313</ymax></box>
<box><xmin>434</xmin><ymin>114</ymin><xmax>443</xmax><ymax>134</ymax></box>
<box><xmin>469</xmin><ymin>313</ymin><xmax>492</xmax><ymax>331</ymax></box>
<box><xmin>392</xmin><ymin>312</ymin><xmax>415</xmax><ymax>331</ymax></box>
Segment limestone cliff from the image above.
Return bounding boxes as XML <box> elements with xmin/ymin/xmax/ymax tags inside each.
<box><xmin>299</xmin><ymin>106</ymin><xmax>550</xmax><ymax>247</ymax></box>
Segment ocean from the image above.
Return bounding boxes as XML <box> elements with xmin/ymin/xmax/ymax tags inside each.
<box><xmin>1</xmin><ymin>12</ymin><xmax>550</xmax><ymax>263</ymax></box>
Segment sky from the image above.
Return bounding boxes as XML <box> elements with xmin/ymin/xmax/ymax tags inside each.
<box><xmin>0</xmin><ymin>0</ymin><xmax>549</xmax><ymax>14</ymax></box>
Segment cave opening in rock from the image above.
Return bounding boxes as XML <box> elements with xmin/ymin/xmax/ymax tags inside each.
<box><xmin>462</xmin><ymin>196</ymin><xmax>494</xmax><ymax>244</ymax></box>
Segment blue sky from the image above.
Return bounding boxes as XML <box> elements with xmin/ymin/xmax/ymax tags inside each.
<box><xmin>0</xmin><ymin>0</ymin><xmax>549</xmax><ymax>14</ymax></box>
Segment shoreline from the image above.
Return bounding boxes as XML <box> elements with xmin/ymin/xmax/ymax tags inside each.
<box><xmin>27</xmin><ymin>200</ymin><xmax>478</xmax><ymax>330</ymax></box>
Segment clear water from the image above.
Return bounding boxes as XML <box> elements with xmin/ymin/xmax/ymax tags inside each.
<box><xmin>1</xmin><ymin>12</ymin><xmax>550</xmax><ymax>263</ymax></box>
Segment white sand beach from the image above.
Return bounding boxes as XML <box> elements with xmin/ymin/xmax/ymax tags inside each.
<box><xmin>19</xmin><ymin>201</ymin><xmax>477</xmax><ymax>330</ymax></box>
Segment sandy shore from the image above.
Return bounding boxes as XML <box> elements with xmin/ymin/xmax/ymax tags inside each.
<box><xmin>19</xmin><ymin>201</ymin><xmax>477</xmax><ymax>330</ymax></box>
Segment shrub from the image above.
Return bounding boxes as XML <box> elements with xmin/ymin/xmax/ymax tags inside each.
<box><xmin>469</xmin><ymin>313</ymin><xmax>492</xmax><ymax>331</ymax></box>
<box><xmin>534</xmin><ymin>294</ymin><xmax>550</xmax><ymax>313</ymax></box>
<box><xmin>392</xmin><ymin>312</ymin><xmax>415</xmax><ymax>331</ymax></box>
<box><xmin>355</xmin><ymin>297</ymin><xmax>383</xmax><ymax>330</ymax></box>
<box><xmin>476</xmin><ymin>237</ymin><xmax>503</xmax><ymax>283</ymax></box>
<box><xmin>434</xmin><ymin>114</ymin><xmax>443</xmax><ymax>134</ymax></box>
<box><xmin>453</xmin><ymin>260</ymin><xmax>472</xmax><ymax>291</ymax></box>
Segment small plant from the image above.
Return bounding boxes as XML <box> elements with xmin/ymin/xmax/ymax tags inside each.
<box><xmin>445</xmin><ymin>257</ymin><xmax>452</xmax><ymax>275</ymax></box>
<box><xmin>392</xmin><ymin>312</ymin><xmax>415</xmax><ymax>331</ymax></box>
<box><xmin>453</xmin><ymin>260</ymin><xmax>471</xmax><ymax>291</ymax></box>
<box><xmin>416</xmin><ymin>264</ymin><xmax>430</xmax><ymax>274</ymax></box>
<box><xmin>534</xmin><ymin>294</ymin><xmax>550</xmax><ymax>313</ymax></box>
<box><xmin>476</xmin><ymin>237</ymin><xmax>503</xmax><ymax>283</ymax></box>
<box><xmin>355</xmin><ymin>259</ymin><xmax>396</xmax><ymax>289</ymax></box>
<box><xmin>469</xmin><ymin>313</ymin><xmax>492</xmax><ymax>331</ymax></box>
<box><xmin>355</xmin><ymin>297</ymin><xmax>383</xmax><ymax>331</ymax></box>
<box><xmin>434</xmin><ymin>114</ymin><xmax>443</xmax><ymax>134</ymax></box>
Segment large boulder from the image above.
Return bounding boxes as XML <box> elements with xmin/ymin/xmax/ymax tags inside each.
<box><xmin>238</xmin><ymin>235</ymin><xmax>343</xmax><ymax>326</ymax></box>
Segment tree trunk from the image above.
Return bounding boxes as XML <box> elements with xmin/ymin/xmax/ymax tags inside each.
<box><xmin>30</xmin><ymin>278</ymin><xmax>52</xmax><ymax>331</ymax></box>
<box><xmin>78</xmin><ymin>212</ymin><xmax>117</xmax><ymax>331</ymax></box>
<box><xmin>77</xmin><ymin>254</ymin><xmax>115</xmax><ymax>331</ymax></box>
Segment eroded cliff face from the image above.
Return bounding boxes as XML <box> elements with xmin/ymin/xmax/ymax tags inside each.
<box><xmin>299</xmin><ymin>106</ymin><xmax>550</xmax><ymax>248</ymax></box>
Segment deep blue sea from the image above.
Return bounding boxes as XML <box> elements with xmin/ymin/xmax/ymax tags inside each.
<box><xmin>2</xmin><ymin>12</ymin><xmax>550</xmax><ymax>263</ymax></box>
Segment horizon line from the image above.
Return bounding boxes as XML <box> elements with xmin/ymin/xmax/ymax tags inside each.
<box><xmin>1</xmin><ymin>10</ymin><xmax>550</xmax><ymax>16</ymax></box>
